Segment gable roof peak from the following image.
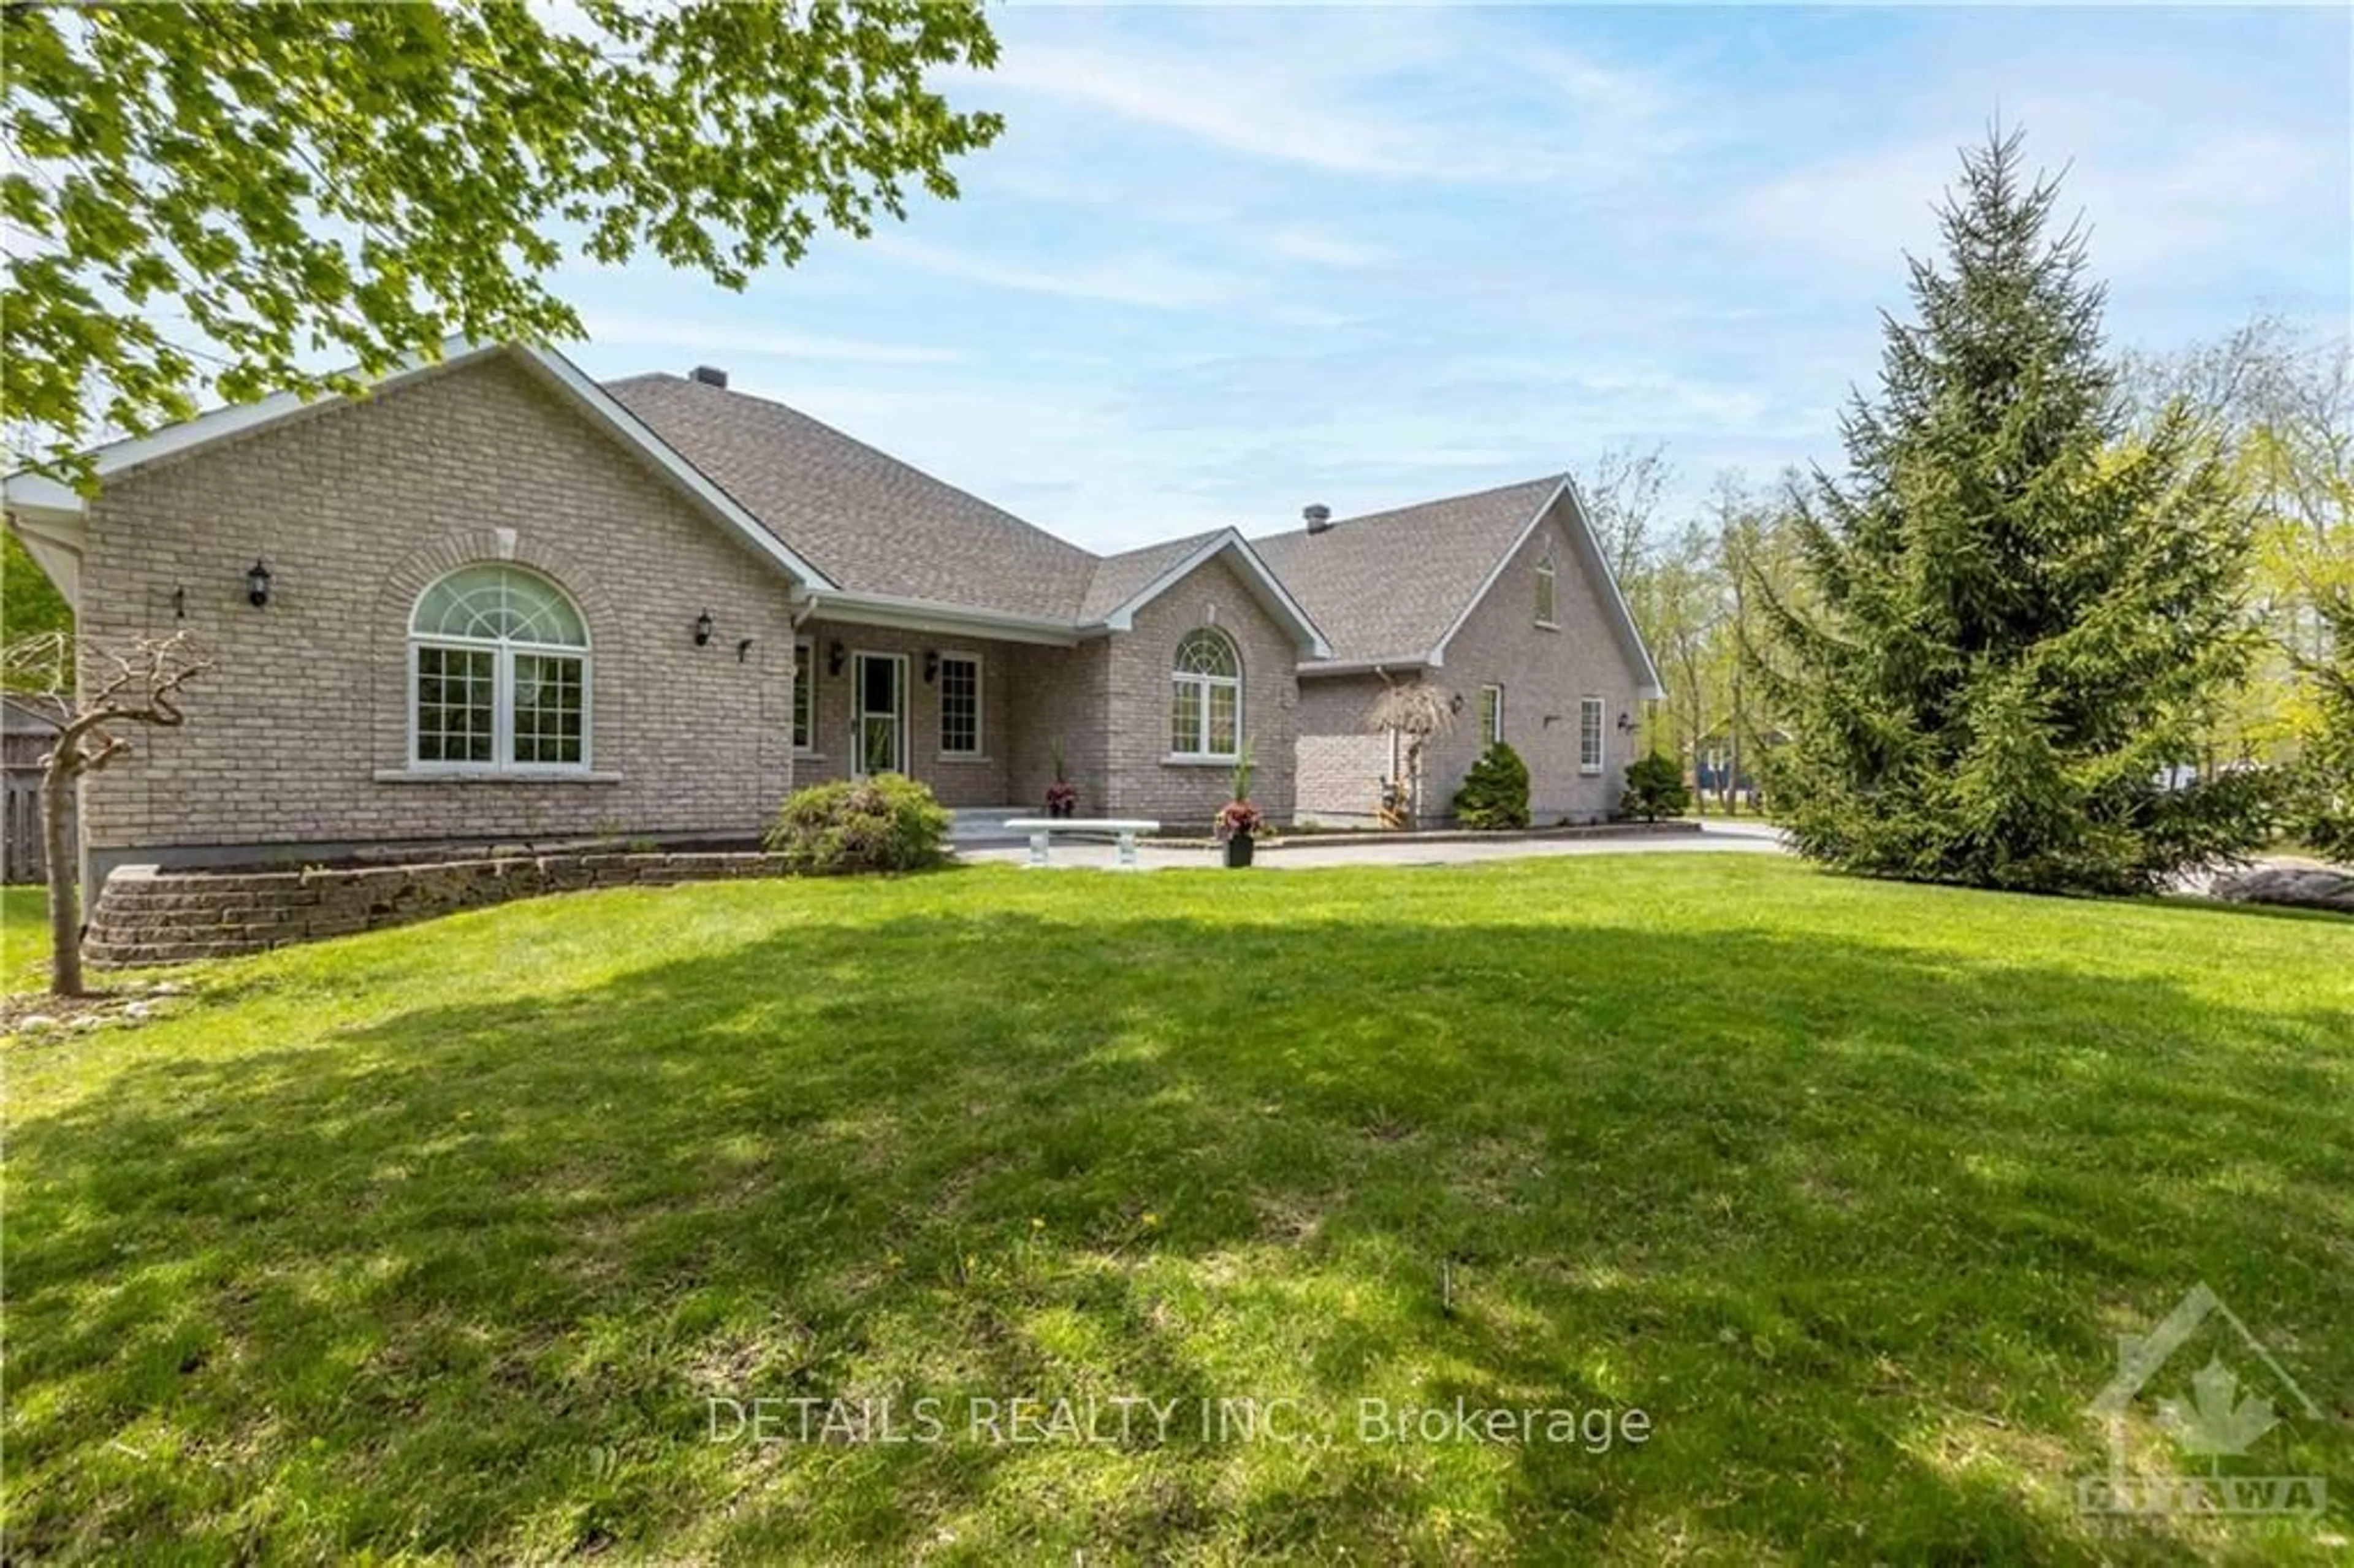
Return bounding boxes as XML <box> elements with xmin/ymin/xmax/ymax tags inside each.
<box><xmin>602</xmin><ymin>371</ymin><xmax>1100</xmax><ymax>621</ymax></box>
<box><xmin>1244</xmin><ymin>474</ymin><xmax>1566</xmax><ymax>663</ymax></box>
<box><xmin>1315</xmin><ymin>473</ymin><xmax>1567</xmax><ymax>535</ymax></box>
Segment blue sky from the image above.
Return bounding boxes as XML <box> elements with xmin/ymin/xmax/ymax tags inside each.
<box><xmin>560</xmin><ymin>4</ymin><xmax>2353</xmax><ymax>554</ymax></box>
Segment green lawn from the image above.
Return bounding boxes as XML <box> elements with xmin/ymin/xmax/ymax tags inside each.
<box><xmin>2</xmin><ymin>884</ymin><xmax>51</xmax><ymax>993</ymax></box>
<box><xmin>5</xmin><ymin>858</ymin><xmax>2349</xmax><ymax>1562</ymax></box>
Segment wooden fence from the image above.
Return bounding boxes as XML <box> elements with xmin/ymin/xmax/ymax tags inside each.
<box><xmin>2</xmin><ymin>767</ymin><xmax>66</xmax><ymax>885</ymax></box>
<box><xmin>6</xmin><ymin>769</ymin><xmax>42</xmax><ymax>883</ymax></box>
<box><xmin>2</xmin><ymin>702</ymin><xmax>69</xmax><ymax>886</ymax></box>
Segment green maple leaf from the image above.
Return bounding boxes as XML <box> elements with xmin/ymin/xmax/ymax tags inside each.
<box><xmin>2156</xmin><ymin>1358</ymin><xmax>2279</xmax><ymax>1458</ymax></box>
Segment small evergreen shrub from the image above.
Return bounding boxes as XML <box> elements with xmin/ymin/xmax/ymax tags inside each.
<box><xmin>1453</xmin><ymin>742</ymin><xmax>1531</xmax><ymax>829</ymax></box>
<box><xmin>1620</xmin><ymin>753</ymin><xmax>1691</xmax><ymax>822</ymax></box>
<box><xmin>765</xmin><ymin>774</ymin><xmax>951</xmax><ymax>874</ymax></box>
<box><xmin>2301</xmin><ymin>772</ymin><xmax>2354</xmax><ymax>866</ymax></box>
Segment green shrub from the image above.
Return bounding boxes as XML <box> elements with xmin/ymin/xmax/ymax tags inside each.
<box><xmin>2299</xmin><ymin>772</ymin><xmax>2354</xmax><ymax>866</ymax></box>
<box><xmin>2291</xmin><ymin>593</ymin><xmax>2354</xmax><ymax>864</ymax></box>
<box><xmin>1453</xmin><ymin>742</ymin><xmax>1531</xmax><ymax>830</ymax></box>
<box><xmin>764</xmin><ymin>774</ymin><xmax>951</xmax><ymax>875</ymax></box>
<box><xmin>1619</xmin><ymin>753</ymin><xmax>1691</xmax><ymax>822</ymax></box>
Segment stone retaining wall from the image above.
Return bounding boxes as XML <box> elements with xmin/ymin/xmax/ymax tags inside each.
<box><xmin>85</xmin><ymin>851</ymin><xmax>791</xmax><ymax>967</ymax></box>
<box><xmin>2210</xmin><ymin>863</ymin><xmax>2354</xmax><ymax>914</ymax></box>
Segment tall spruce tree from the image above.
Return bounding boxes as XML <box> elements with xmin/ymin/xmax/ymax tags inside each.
<box><xmin>1755</xmin><ymin>127</ymin><xmax>2272</xmax><ymax>894</ymax></box>
<box><xmin>2291</xmin><ymin>592</ymin><xmax>2354</xmax><ymax>862</ymax></box>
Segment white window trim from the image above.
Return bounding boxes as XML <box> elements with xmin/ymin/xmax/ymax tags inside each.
<box><xmin>1170</xmin><ymin>629</ymin><xmax>1243</xmax><ymax>762</ymax></box>
<box><xmin>1580</xmin><ymin>695</ymin><xmax>1606</xmax><ymax>774</ymax></box>
<box><xmin>792</xmin><ymin>636</ymin><xmax>818</xmax><ymax>755</ymax></box>
<box><xmin>1535</xmin><ymin>549</ymin><xmax>1560</xmax><ymax>630</ymax></box>
<box><xmin>406</xmin><ymin>636</ymin><xmax>595</xmax><ymax>775</ymax></box>
<box><xmin>935</xmin><ymin>649</ymin><xmax>984</xmax><ymax>758</ymax></box>
<box><xmin>404</xmin><ymin>566</ymin><xmax>593</xmax><ymax>775</ymax></box>
<box><xmin>1478</xmin><ymin>683</ymin><xmax>1505</xmax><ymax>746</ymax></box>
<box><xmin>375</xmin><ymin>766</ymin><xmax>620</xmax><ymax>784</ymax></box>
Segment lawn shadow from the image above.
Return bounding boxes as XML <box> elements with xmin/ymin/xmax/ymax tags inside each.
<box><xmin>8</xmin><ymin>899</ymin><xmax>2351</xmax><ymax>1561</ymax></box>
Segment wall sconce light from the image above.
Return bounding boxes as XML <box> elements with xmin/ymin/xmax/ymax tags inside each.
<box><xmin>827</xmin><ymin>640</ymin><xmax>846</xmax><ymax>677</ymax></box>
<box><xmin>1617</xmin><ymin>710</ymin><xmax>1636</xmax><ymax>734</ymax></box>
<box><xmin>922</xmin><ymin>649</ymin><xmax>940</xmax><ymax>685</ymax></box>
<box><xmin>172</xmin><ymin>585</ymin><xmax>186</xmax><ymax>620</ymax></box>
<box><xmin>1447</xmin><ymin>691</ymin><xmax>1465</xmax><ymax>715</ymax></box>
<box><xmin>736</xmin><ymin>637</ymin><xmax>755</xmax><ymax>664</ymax></box>
<box><xmin>245</xmin><ymin>560</ymin><xmax>272</xmax><ymax>608</ymax></box>
<box><xmin>694</xmin><ymin>609</ymin><xmax>714</xmax><ymax>647</ymax></box>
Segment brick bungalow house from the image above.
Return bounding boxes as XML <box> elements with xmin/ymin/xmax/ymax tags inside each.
<box><xmin>4</xmin><ymin>341</ymin><xmax>1659</xmax><ymax>884</ymax></box>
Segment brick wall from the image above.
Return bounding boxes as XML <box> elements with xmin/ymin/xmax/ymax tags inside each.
<box><xmin>783</xmin><ymin>625</ymin><xmax>1126</xmax><ymax>815</ymax></box>
<box><xmin>1289</xmin><ymin>495</ymin><xmax>1647</xmax><ymax>824</ymax></box>
<box><xmin>78</xmin><ymin>353</ymin><xmax>801</xmax><ymax>873</ymax></box>
<box><xmin>793</xmin><ymin>620</ymin><xmax>1019</xmax><ymax>809</ymax></box>
<box><xmin>1294</xmin><ymin>728</ymin><xmax>1392</xmax><ymax>824</ymax></box>
<box><xmin>1003</xmin><ymin>641</ymin><xmax>1111</xmax><ymax>815</ymax></box>
<box><xmin>1100</xmin><ymin>552</ymin><xmax>1300</xmax><ymax>829</ymax></box>
<box><xmin>1418</xmin><ymin>496</ymin><xmax>1644</xmax><ymax>822</ymax></box>
<box><xmin>70</xmin><ymin>346</ymin><xmax>1631</xmax><ymax>859</ymax></box>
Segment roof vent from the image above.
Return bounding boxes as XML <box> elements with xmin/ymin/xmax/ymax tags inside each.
<box><xmin>690</xmin><ymin>365</ymin><xmax>729</xmax><ymax>389</ymax></box>
<box><xmin>1303</xmin><ymin>503</ymin><xmax>1333</xmax><ymax>534</ymax></box>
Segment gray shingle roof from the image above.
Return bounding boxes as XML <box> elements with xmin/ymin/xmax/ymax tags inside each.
<box><xmin>1076</xmin><ymin>529</ymin><xmax>1224</xmax><ymax>623</ymax></box>
<box><xmin>596</xmin><ymin>373</ymin><xmax>1557</xmax><ymax>662</ymax></box>
<box><xmin>1249</xmin><ymin>476</ymin><xmax>1564</xmax><ymax>663</ymax></box>
<box><xmin>603</xmin><ymin>373</ymin><xmax>1099</xmax><ymax>620</ymax></box>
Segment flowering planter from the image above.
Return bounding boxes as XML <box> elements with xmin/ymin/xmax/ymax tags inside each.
<box><xmin>1224</xmin><ymin>832</ymin><xmax>1255</xmax><ymax>869</ymax></box>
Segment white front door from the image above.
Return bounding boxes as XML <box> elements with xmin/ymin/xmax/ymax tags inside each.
<box><xmin>852</xmin><ymin>652</ymin><xmax>907</xmax><ymax>776</ymax></box>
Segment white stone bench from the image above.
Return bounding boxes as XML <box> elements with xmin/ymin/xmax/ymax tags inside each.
<box><xmin>1003</xmin><ymin>818</ymin><xmax>1160</xmax><ymax>869</ymax></box>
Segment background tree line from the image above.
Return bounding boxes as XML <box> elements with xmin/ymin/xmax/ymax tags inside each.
<box><xmin>1583</xmin><ymin>314</ymin><xmax>2350</xmax><ymax>832</ymax></box>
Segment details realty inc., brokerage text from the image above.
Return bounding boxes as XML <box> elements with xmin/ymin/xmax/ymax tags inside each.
<box><xmin>709</xmin><ymin>1394</ymin><xmax>1653</xmax><ymax>1450</ymax></box>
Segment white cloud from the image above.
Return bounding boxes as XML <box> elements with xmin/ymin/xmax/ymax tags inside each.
<box><xmin>864</xmin><ymin>234</ymin><xmax>1243</xmax><ymax>311</ymax></box>
<box><xmin>1728</xmin><ymin>138</ymin><xmax>1956</xmax><ymax>275</ymax></box>
<box><xmin>1262</xmin><ymin>225</ymin><xmax>1387</xmax><ymax>268</ymax></box>
<box><xmin>567</xmin><ymin>7</ymin><xmax>2345</xmax><ymax>550</ymax></box>
<box><xmin>988</xmin><ymin>42</ymin><xmax>1425</xmax><ymax>178</ymax></box>
<box><xmin>1727</xmin><ymin>108</ymin><xmax>2333</xmax><ymax>281</ymax></box>
<box><xmin>581</xmin><ymin>311</ymin><xmax>962</xmax><ymax>366</ymax></box>
<box><xmin>977</xmin><ymin>16</ymin><xmax>1689</xmax><ymax>191</ymax></box>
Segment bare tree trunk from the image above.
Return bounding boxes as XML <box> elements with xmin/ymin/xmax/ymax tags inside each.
<box><xmin>44</xmin><ymin>752</ymin><xmax>82</xmax><ymax>996</ymax></box>
<box><xmin>3</xmin><ymin>630</ymin><xmax>208</xmax><ymax>995</ymax></box>
<box><xmin>1681</xmin><ymin>666</ymin><xmax>1704</xmax><ymax>807</ymax></box>
<box><xmin>1729</xmin><ymin>564</ymin><xmax>1747</xmax><ymax>818</ymax></box>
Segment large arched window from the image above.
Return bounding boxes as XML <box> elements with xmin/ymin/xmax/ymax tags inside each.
<box><xmin>409</xmin><ymin>565</ymin><xmax>590</xmax><ymax>770</ymax></box>
<box><xmin>1170</xmin><ymin>627</ymin><xmax>1241</xmax><ymax>759</ymax></box>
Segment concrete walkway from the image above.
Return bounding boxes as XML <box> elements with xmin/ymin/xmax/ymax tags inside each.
<box><xmin>958</xmin><ymin>819</ymin><xmax>1788</xmax><ymax>872</ymax></box>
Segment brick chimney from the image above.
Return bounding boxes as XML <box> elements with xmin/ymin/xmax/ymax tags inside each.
<box><xmin>689</xmin><ymin>365</ymin><xmax>729</xmax><ymax>389</ymax></box>
<box><xmin>1303</xmin><ymin>503</ymin><xmax>1333</xmax><ymax>534</ymax></box>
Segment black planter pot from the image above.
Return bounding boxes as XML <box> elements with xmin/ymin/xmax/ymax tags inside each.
<box><xmin>1224</xmin><ymin>832</ymin><xmax>1255</xmax><ymax>869</ymax></box>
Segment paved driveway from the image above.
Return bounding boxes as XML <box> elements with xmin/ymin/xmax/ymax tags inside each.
<box><xmin>958</xmin><ymin>820</ymin><xmax>1788</xmax><ymax>872</ymax></box>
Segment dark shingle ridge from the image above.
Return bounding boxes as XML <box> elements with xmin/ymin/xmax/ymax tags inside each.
<box><xmin>1249</xmin><ymin>475</ymin><xmax>1566</xmax><ymax>663</ymax></box>
<box><xmin>603</xmin><ymin>373</ymin><xmax>1100</xmax><ymax>620</ymax></box>
<box><xmin>603</xmin><ymin>370</ymin><xmax>1564</xmax><ymax>653</ymax></box>
<box><xmin>1259</xmin><ymin>473</ymin><xmax>1569</xmax><ymax>541</ymax></box>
